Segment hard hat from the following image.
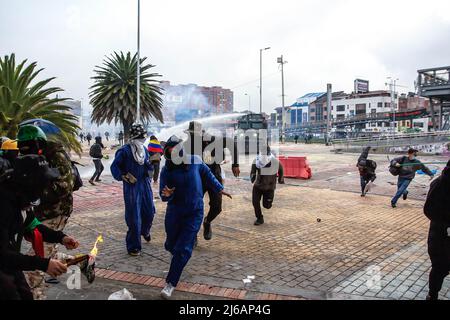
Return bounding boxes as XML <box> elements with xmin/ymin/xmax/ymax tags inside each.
<box><xmin>1</xmin><ymin>139</ymin><xmax>19</xmax><ymax>151</ymax></box>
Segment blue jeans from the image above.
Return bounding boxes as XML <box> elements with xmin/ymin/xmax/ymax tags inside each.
<box><xmin>391</xmin><ymin>177</ymin><xmax>412</xmax><ymax>205</ymax></box>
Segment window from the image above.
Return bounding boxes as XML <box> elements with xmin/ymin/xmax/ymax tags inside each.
<box><xmin>337</xmin><ymin>114</ymin><xmax>345</xmax><ymax>119</ymax></box>
<box><xmin>355</xmin><ymin>104</ymin><xmax>366</xmax><ymax>115</ymax></box>
<box><xmin>371</xmin><ymin>109</ymin><xmax>377</xmax><ymax>114</ymax></box>
<box><xmin>350</xmin><ymin>110</ymin><xmax>355</xmax><ymax>116</ymax></box>
<box><xmin>310</xmin><ymin>116</ymin><xmax>315</xmax><ymax>121</ymax></box>
<box><xmin>336</xmin><ymin>105</ymin><xmax>345</xmax><ymax>112</ymax></box>
<box><xmin>310</xmin><ymin>108</ymin><xmax>316</xmax><ymax>113</ymax></box>
<box><xmin>385</xmin><ymin>103</ymin><xmax>391</xmax><ymax>109</ymax></box>
<box><xmin>378</xmin><ymin>102</ymin><xmax>383</xmax><ymax>108</ymax></box>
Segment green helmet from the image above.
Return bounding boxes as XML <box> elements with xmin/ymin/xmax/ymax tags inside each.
<box><xmin>17</xmin><ymin>125</ymin><xmax>47</xmax><ymax>142</ymax></box>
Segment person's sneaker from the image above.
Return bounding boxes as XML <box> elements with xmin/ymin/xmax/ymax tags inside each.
<box><xmin>361</xmin><ymin>193</ymin><xmax>366</xmax><ymax>197</ymax></box>
<box><xmin>95</xmin><ymin>179</ymin><xmax>102</xmax><ymax>182</ymax></box>
<box><xmin>88</xmin><ymin>179</ymin><xmax>96</xmax><ymax>186</ymax></box>
<box><xmin>128</xmin><ymin>249</ymin><xmax>141</xmax><ymax>257</ymax></box>
<box><xmin>143</xmin><ymin>234</ymin><xmax>151</xmax><ymax>243</ymax></box>
<box><xmin>161</xmin><ymin>283</ymin><xmax>175</xmax><ymax>300</ymax></box>
<box><xmin>203</xmin><ymin>221</ymin><xmax>212</xmax><ymax>241</ymax></box>
<box><xmin>254</xmin><ymin>217</ymin><xmax>264</xmax><ymax>226</ymax></box>
<box><xmin>391</xmin><ymin>202</ymin><xmax>397</xmax><ymax>208</ymax></box>
<box><xmin>426</xmin><ymin>294</ymin><xmax>438</xmax><ymax>301</ymax></box>
<box><xmin>403</xmin><ymin>192</ymin><xmax>408</xmax><ymax>201</ymax></box>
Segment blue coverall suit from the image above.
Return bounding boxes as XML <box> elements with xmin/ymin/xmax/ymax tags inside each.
<box><xmin>111</xmin><ymin>144</ymin><xmax>155</xmax><ymax>253</ymax></box>
<box><xmin>160</xmin><ymin>155</ymin><xmax>223</xmax><ymax>287</ymax></box>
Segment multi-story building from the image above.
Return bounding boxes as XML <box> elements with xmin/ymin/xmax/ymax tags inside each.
<box><xmin>329</xmin><ymin>90</ymin><xmax>396</xmax><ymax>132</ymax></box>
<box><xmin>160</xmin><ymin>81</ymin><xmax>234</xmax><ymax>123</ymax></box>
<box><xmin>291</xmin><ymin>93</ymin><xmax>325</xmax><ymax>126</ymax></box>
<box><xmin>270</xmin><ymin>93</ymin><xmax>325</xmax><ymax>128</ymax></box>
<box><xmin>309</xmin><ymin>91</ymin><xmax>346</xmax><ymax>123</ymax></box>
<box><xmin>398</xmin><ymin>93</ymin><xmax>430</xmax><ymax>132</ymax></box>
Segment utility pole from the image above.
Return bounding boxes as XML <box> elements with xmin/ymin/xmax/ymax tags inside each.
<box><xmin>277</xmin><ymin>56</ymin><xmax>287</xmax><ymax>143</ymax></box>
<box><xmin>259</xmin><ymin>47</ymin><xmax>271</xmax><ymax>114</ymax></box>
<box><xmin>326</xmin><ymin>84</ymin><xmax>332</xmax><ymax>145</ymax></box>
<box><xmin>136</xmin><ymin>0</ymin><xmax>141</xmax><ymax>124</ymax></box>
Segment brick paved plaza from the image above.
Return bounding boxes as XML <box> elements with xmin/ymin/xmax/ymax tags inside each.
<box><xmin>46</xmin><ymin>144</ymin><xmax>449</xmax><ymax>300</ymax></box>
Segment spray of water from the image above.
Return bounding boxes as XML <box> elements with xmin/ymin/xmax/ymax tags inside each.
<box><xmin>153</xmin><ymin>113</ymin><xmax>246</xmax><ymax>142</ymax></box>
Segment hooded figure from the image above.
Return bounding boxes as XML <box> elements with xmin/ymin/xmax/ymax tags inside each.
<box><xmin>0</xmin><ymin>154</ymin><xmax>79</xmax><ymax>300</ymax></box>
<box><xmin>183</xmin><ymin>121</ymin><xmax>240</xmax><ymax>242</ymax></box>
<box><xmin>110</xmin><ymin>124</ymin><xmax>155</xmax><ymax>256</ymax></box>
<box><xmin>390</xmin><ymin>148</ymin><xmax>434</xmax><ymax>208</ymax></box>
<box><xmin>159</xmin><ymin>135</ymin><xmax>231</xmax><ymax>299</ymax></box>
<box><xmin>424</xmin><ymin>160</ymin><xmax>450</xmax><ymax>300</ymax></box>
<box><xmin>250</xmin><ymin>146</ymin><xmax>284</xmax><ymax>225</ymax></box>
<box><xmin>89</xmin><ymin>136</ymin><xmax>105</xmax><ymax>185</ymax></box>
<box><xmin>357</xmin><ymin>146</ymin><xmax>377</xmax><ymax>197</ymax></box>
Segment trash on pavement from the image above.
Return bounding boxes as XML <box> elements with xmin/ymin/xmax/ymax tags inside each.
<box><xmin>108</xmin><ymin>288</ymin><xmax>136</xmax><ymax>300</ymax></box>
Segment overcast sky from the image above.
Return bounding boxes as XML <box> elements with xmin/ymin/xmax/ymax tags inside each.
<box><xmin>1</xmin><ymin>0</ymin><xmax>450</xmax><ymax>115</ymax></box>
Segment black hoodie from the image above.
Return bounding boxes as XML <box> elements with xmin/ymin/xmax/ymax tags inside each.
<box><xmin>424</xmin><ymin>162</ymin><xmax>450</xmax><ymax>225</ymax></box>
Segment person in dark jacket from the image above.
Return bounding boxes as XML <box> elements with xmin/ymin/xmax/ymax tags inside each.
<box><xmin>89</xmin><ymin>136</ymin><xmax>105</xmax><ymax>185</ymax></box>
<box><xmin>250</xmin><ymin>147</ymin><xmax>284</xmax><ymax>226</ymax></box>
<box><xmin>357</xmin><ymin>146</ymin><xmax>377</xmax><ymax>197</ymax></box>
<box><xmin>390</xmin><ymin>148</ymin><xmax>434</xmax><ymax>208</ymax></box>
<box><xmin>424</xmin><ymin>160</ymin><xmax>450</xmax><ymax>300</ymax></box>
<box><xmin>86</xmin><ymin>133</ymin><xmax>92</xmax><ymax>146</ymax></box>
<box><xmin>159</xmin><ymin>136</ymin><xmax>232</xmax><ymax>299</ymax></box>
<box><xmin>183</xmin><ymin>121</ymin><xmax>240</xmax><ymax>241</ymax></box>
<box><xmin>0</xmin><ymin>154</ymin><xmax>79</xmax><ymax>300</ymax></box>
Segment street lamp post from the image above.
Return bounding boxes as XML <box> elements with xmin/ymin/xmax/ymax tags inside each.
<box><xmin>277</xmin><ymin>55</ymin><xmax>287</xmax><ymax>143</ymax></box>
<box><xmin>136</xmin><ymin>0</ymin><xmax>141</xmax><ymax>124</ymax></box>
<box><xmin>259</xmin><ymin>47</ymin><xmax>271</xmax><ymax>114</ymax></box>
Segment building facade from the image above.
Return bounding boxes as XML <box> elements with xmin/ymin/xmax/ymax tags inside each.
<box><xmin>329</xmin><ymin>90</ymin><xmax>396</xmax><ymax>132</ymax></box>
<box><xmin>397</xmin><ymin>93</ymin><xmax>430</xmax><ymax>132</ymax></box>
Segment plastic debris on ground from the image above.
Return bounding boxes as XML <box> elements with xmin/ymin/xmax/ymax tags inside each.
<box><xmin>108</xmin><ymin>288</ymin><xmax>136</xmax><ymax>300</ymax></box>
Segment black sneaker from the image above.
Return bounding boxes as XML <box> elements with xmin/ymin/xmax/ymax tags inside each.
<box><xmin>361</xmin><ymin>193</ymin><xmax>366</xmax><ymax>197</ymax></box>
<box><xmin>403</xmin><ymin>192</ymin><xmax>408</xmax><ymax>201</ymax></box>
<box><xmin>88</xmin><ymin>180</ymin><xmax>96</xmax><ymax>186</ymax></box>
<box><xmin>128</xmin><ymin>249</ymin><xmax>141</xmax><ymax>257</ymax></box>
<box><xmin>95</xmin><ymin>179</ymin><xmax>102</xmax><ymax>182</ymax></box>
<box><xmin>143</xmin><ymin>234</ymin><xmax>151</xmax><ymax>243</ymax></box>
<box><xmin>391</xmin><ymin>202</ymin><xmax>397</xmax><ymax>208</ymax></box>
<box><xmin>203</xmin><ymin>221</ymin><xmax>212</xmax><ymax>241</ymax></box>
<box><xmin>254</xmin><ymin>217</ymin><xmax>264</xmax><ymax>226</ymax></box>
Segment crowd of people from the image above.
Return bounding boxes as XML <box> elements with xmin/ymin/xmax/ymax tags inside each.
<box><xmin>0</xmin><ymin>119</ymin><xmax>448</xmax><ymax>301</ymax></box>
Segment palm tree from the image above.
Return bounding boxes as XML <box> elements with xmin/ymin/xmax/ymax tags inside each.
<box><xmin>89</xmin><ymin>51</ymin><xmax>164</xmax><ymax>140</ymax></box>
<box><xmin>0</xmin><ymin>54</ymin><xmax>82</xmax><ymax>153</ymax></box>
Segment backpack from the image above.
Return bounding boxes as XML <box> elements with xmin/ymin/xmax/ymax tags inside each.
<box><xmin>61</xmin><ymin>150</ymin><xmax>83</xmax><ymax>192</ymax></box>
<box><xmin>89</xmin><ymin>144</ymin><xmax>102</xmax><ymax>158</ymax></box>
<box><xmin>71</xmin><ymin>161</ymin><xmax>83</xmax><ymax>191</ymax></box>
<box><xmin>366</xmin><ymin>160</ymin><xmax>377</xmax><ymax>171</ymax></box>
<box><xmin>389</xmin><ymin>156</ymin><xmax>406</xmax><ymax>176</ymax></box>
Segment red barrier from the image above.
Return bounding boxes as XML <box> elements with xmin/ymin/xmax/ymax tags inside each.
<box><xmin>277</xmin><ymin>156</ymin><xmax>312</xmax><ymax>180</ymax></box>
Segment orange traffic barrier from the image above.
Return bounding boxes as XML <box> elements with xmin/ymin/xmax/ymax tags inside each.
<box><xmin>277</xmin><ymin>156</ymin><xmax>312</xmax><ymax>180</ymax></box>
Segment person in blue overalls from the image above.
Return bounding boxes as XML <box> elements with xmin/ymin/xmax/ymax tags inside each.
<box><xmin>111</xmin><ymin>124</ymin><xmax>155</xmax><ymax>256</ymax></box>
<box><xmin>159</xmin><ymin>135</ymin><xmax>232</xmax><ymax>299</ymax></box>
